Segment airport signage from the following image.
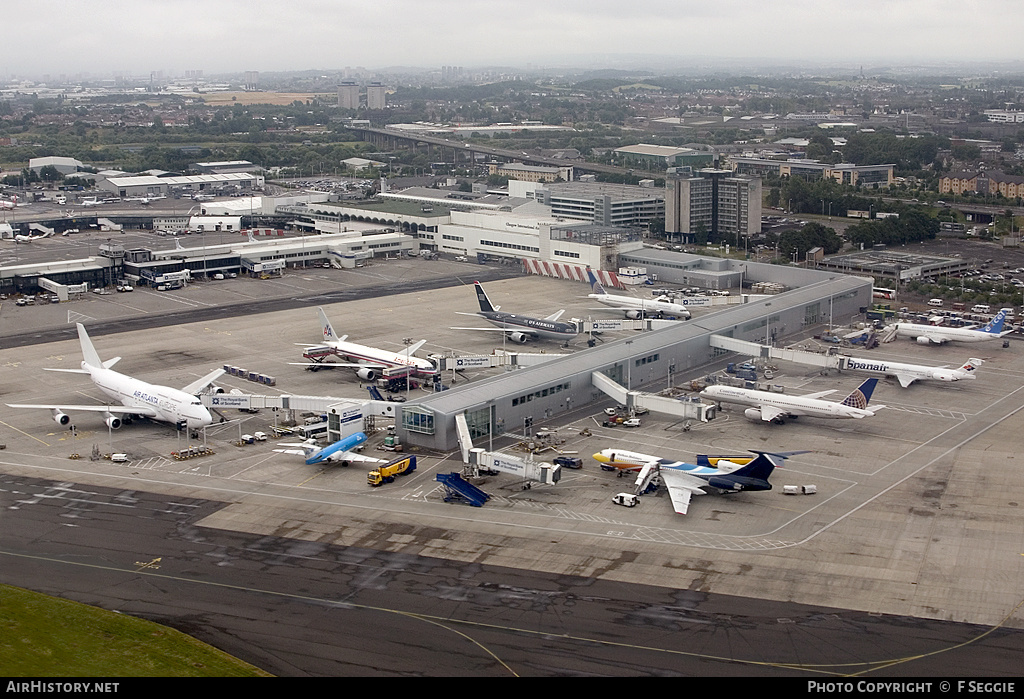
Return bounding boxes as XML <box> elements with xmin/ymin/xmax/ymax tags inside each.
<box><xmin>589</xmin><ymin>320</ymin><xmax>629</xmax><ymax>331</ymax></box>
<box><xmin>454</xmin><ymin>356</ymin><xmax>494</xmax><ymax>369</ymax></box>
<box><xmin>210</xmin><ymin>395</ymin><xmax>250</xmax><ymax>408</ymax></box>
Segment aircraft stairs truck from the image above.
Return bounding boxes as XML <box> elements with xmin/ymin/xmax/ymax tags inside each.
<box><xmin>435</xmin><ymin>473</ymin><xmax>492</xmax><ymax>507</ymax></box>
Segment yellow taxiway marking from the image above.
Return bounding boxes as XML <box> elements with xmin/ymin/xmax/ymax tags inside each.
<box><xmin>0</xmin><ymin>420</ymin><xmax>51</xmax><ymax>446</ymax></box>
<box><xmin>134</xmin><ymin>557</ymin><xmax>162</xmax><ymax>571</ymax></box>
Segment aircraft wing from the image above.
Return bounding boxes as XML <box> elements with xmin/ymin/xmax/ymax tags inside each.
<box><xmin>331</xmin><ymin>450</ymin><xmax>388</xmax><ymax>464</ymax></box>
<box><xmin>544</xmin><ymin>310</ymin><xmax>566</xmax><ymax>322</ymax></box>
<box><xmin>659</xmin><ymin>468</ymin><xmax>708</xmax><ymax>515</ymax></box>
<box><xmin>7</xmin><ymin>403</ymin><xmax>159</xmax><ymax>418</ymax></box>
<box><xmin>758</xmin><ymin>404</ymin><xmax>789</xmax><ymax>422</ymax></box>
<box><xmin>288</xmin><ymin>362</ymin><xmax>388</xmax><ymax>369</ymax></box>
<box><xmin>401</xmin><ymin>340</ymin><xmax>427</xmax><ymax>356</ymax></box>
<box><xmin>181</xmin><ymin>368</ymin><xmax>226</xmax><ymax>395</ymax></box>
<box><xmin>894</xmin><ymin>373</ymin><xmax>917</xmax><ymax>388</ymax></box>
<box><xmin>802</xmin><ymin>390</ymin><xmax>836</xmax><ymax>400</ymax></box>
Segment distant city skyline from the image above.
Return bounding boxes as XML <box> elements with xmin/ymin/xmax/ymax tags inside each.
<box><xmin>3</xmin><ymin>0</ymin><xmax>1024</xmax><ymax>78</ymax></box>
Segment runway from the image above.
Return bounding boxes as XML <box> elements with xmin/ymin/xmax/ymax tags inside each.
<box><xmin>2</xmin><ymin>473</ymin><xmax>1021</xmax><ymax>676</ymax></box>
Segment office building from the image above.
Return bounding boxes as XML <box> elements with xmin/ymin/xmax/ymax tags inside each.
<box><xmin>665</xmin><ymin>169</ymin><xmax>761</xmax><ymax>245</ymax></box>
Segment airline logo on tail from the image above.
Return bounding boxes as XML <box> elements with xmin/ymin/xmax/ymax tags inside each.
<box><xmin>323</xmin><ymin>323</ymin><xmax>334</xmax><ymax>340</ymax></box>
<box><xmin>587</xmin><ymin>268</ymin><xmax>606</xmax><ymax>295</ymax></box>
<box><xmin>839</xmin><ymin>378</ymin><xmax>878</xmax><ymax>410</ymax></box>
<box><xmin>474</xmin><ymin>282</ymin><xmax>496</xmax><ymax>313</ymax></box>
<box><xmin>982</xmin><ymin>310</ymin><xmax>1007</xmax><ymax>334</ymax></box>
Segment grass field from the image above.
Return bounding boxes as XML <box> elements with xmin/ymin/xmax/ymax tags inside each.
<box><xmin>1</xmin><ymin>585</ymin><xmax>271</xmax><ymax>677</ymax></box>
<box><xmin>200</xmin><ymin>91</ymin><xmax>323</xmax><ymax>106</ymax></box>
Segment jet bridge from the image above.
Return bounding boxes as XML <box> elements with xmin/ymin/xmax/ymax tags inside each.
<box><xmin>454</xmin><ymin>413</ymin><xmax>561</xmax><ymax>485</ymax></box>
<box><xmin>708</xmin><ymin>335</ymin><xmax>842</xmax><ymax>370</ymax></box>
<box><xmin>590</xmin><ymin>372</ymin><xmax>715</xmax><ymax>422</ymax></box>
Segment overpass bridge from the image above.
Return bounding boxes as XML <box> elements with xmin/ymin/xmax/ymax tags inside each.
<box><xmin>351</xmin><ymin>125</ymin><xmax>634</xmax><ymax>177</ymax></box>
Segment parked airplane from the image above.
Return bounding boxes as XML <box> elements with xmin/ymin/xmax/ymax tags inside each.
<box><xmin>700</xmin><ymin>377</ymin><xmax>883</xmax><ymax>424</ymax></box>
<box><xmin>80</xmin><ymin>197</ymin><xmax>101</xmax><ymax>207</ymax></box>
<box><xmin>13</xmin><ymin>230</ymin><xmax>54</xmax><ymax>243</ymax></box>
<box><xmin>452</xmin><ymin>281</ymin><xmax>580</xmax><ymax>344</ymax></box>
<box><xmin>594</xmin><ymin>450</ymin><xmax>755</xmax><ymax>475</ymax></box>
<box><xmin>884</xmin><ymin>310</ymin><xmax>1012</xmax><ymax>345</ymax></box>
<box><xmin>593</xmin><ymin>448</ymin><xmax>805</xmax><ymax>514</ymax></box>
<box><xmin>273</xmin><ymin>431</ymin><xmax>385</xmax><ymax>466</ymax></box>
<box><xmin>843</xmin><ymin>356</ymin><xmax>982</xmax><ymax>388</ymax></box>
<box><xmin>586</xmin><ymin>268</ymin><xmax>690</xmax><ymax>319</ymax></box>
<box><xmin>128</xmin><ymin>195</ymin><xmax>165</xmax><ymax>205</ymax></box>
<box><xmin>293</xmin><ymin>307</ymin><xmax>438</xmax><ymax>381</ymax></box>
<box><xmin>7</xmin><ymin>323</ymin><xmax>223</xmax><ymax>430</ymax></box>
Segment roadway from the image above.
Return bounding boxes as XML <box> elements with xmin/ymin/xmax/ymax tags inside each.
<box><xmin>357</xmin><ymin>126</ymin><xmax>633</xmax><ymax>176</ymax></box>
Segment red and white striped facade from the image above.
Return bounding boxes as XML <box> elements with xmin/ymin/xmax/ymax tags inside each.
<box><xmin>522</xmin><ymin>259</ymin><xmax>622</xmax><ymax>289</ymax></box>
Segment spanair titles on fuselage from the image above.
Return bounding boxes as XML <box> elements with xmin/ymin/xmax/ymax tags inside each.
<box><xmin>842</xmin><ymin>357</ymin><xmax>981</xmax><ymax>388</ymax></box>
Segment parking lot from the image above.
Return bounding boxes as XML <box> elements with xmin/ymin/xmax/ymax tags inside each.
<box><xmin>1</xmin><ymin>266</ymin><xmax>1023</xmax><ymax>628</ymax></box>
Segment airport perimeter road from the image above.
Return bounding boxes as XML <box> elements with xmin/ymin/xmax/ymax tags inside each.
<box><xmin>2</xmin><ymin>473</ymin><xmax>1021</xmax><ymax>677</ymax></box>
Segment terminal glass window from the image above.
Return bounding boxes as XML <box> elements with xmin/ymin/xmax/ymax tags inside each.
<box><xmin>464</xmin><ymin>406</ymin><xmax>493</xmax><ymax>440</ymax></box>
<box><xmin>402</xmin><ymin>406</ymin><xmax>435</xmax><ymax>435</ymax></box>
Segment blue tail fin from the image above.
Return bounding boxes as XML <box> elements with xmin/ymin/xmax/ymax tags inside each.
<box><xmin>474</xmin><ymin>282</ymin><xmax>495</xmax><ymax>313</ymax></box>
<box><xmin>587</xmin><ymin>268</ymin><xmax>605</xmax><ymax>295</ymax></box>
<box><xmin>729</xmin><ymin>454</ymin><xmax>777</xmax><ymax>482</ymax></box>
<box><xmin>840</xmin><ymin>378</ymin><xmax>877</xmax><ymax>408</ymax></box>
<box><xmin>982</xmin><ymin>310</ymin><xmax>1007</xmax><ymax>334</ymax></box>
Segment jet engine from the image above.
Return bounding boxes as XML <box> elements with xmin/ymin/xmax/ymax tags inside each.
<box><xmin>916</xmin><ymin>336</ymin><xmax>934</xmax><ymax>345</ymax></box>
<box><xmin>625</xmin><ymin>310</ymin><xmax>644</xmax><ymax>320</ymax></box>
<box><xmin>507</xmin><ymin>332</ymin><xmax>529</xmax><ymax>344</ymax></box>
<box><xmin>356</xmin><ymin>368</ymin><xmax>378</xmax><ymax>381</ymax></box>
<box><xmin>104</xmin><ymin>413</ymin><xmax>122</xmax><ymax>430</ymax></box>
<box><xmin>52</xmin><ymin>409</ymin><xmax>70</xmax><ymax>426</ymax></box>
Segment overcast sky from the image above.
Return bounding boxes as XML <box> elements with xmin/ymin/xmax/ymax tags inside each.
<box><xmin>5</xmin><ymin>0</ymin><xmax>1022</xmax><ymax>78</ymax></box>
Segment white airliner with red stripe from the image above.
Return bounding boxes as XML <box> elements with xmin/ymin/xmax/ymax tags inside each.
<box><xmin>292</xmin><ymin>307</ymin><xmax>438</xmax><ymax>382</ymax></box>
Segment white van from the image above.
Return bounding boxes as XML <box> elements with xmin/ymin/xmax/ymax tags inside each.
<box><xmin>927</xmin><ymin>298</ymin><xmax>944</xmax><ymax>307</ymax></box>
<box><xmin>971</xmin><ymin>304</ymin><xmax>991</xmax><ymax>314</ymax></box>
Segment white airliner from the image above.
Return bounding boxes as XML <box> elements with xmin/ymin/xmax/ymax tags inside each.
<box><xmin>293</xmin><ymin>307</ymin><xmax>438</xmax><ymax>381</ymax></box>
<box><xmin>13</xmin><ymin>230</ymin><xmax>54</xmax><ymax>243</ymax></box>
<box><xmin>700</xmin><ymin>378</ymin><xmax>883</xmax><ymax>424</ymax></box>
<box><xmin>886</xmin><ymin>310</ymin><xmax>1012</xmax><ymax>345</ymax></box>
<box><xmin>586</xmin><ymin>268</ymin><xmax>691</xmax><ymax>319</ymax></box>
<box><xmin>842</xmin><ymin>356</ymin><xmax>982</xmax><ymax>388</ymax></box>
<box><xmin>8</xmin><ymin>324</ymin><xmax>223</xmax><ymax>430</ymax></box>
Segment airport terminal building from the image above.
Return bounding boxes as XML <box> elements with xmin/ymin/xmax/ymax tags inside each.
<box><xmin>397</xmin><ymin>254</ymin><xmax>872</xmax><ymax>451</ymax></box>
